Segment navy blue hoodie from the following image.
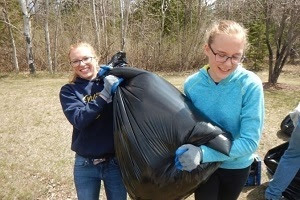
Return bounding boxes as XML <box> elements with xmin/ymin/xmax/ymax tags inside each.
<box><xmin>59</xmin><ymin>77</ymin><xmax>115</xmax><ymax>158</ymax></box>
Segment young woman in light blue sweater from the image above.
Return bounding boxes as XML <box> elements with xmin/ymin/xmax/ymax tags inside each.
<box><xmin>175</xmin><ymin>20</ymin><xmax>265</xmax><ymax>200</ymax></box>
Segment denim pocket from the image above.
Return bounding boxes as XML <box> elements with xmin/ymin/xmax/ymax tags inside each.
<box><xmin>110</xmin><ymin>157</ymin><xmax>120</xmax><ymax>166</ymax></box>
<box><xmin>74</xmin><ymin>154</ymin><xmax>89</xmax><ymax>167</ymax></box>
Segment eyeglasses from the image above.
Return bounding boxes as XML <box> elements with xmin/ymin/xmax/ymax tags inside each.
<box><xmin>70</xmin><ymin>57</ymin><xmax>95</xmax><ymax>67</ymax></box>
<box><xmin>208</xmin><ymin>44</ymin><xmax>244</xmax><ymax>64</ymax></box>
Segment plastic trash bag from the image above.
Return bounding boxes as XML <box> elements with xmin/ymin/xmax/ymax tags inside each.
<box><xmin>264</xmin><ymin>142</ymin><xmax>300</xmax><ymax>200</ymax></box>
<box><xmin>264</xmin><ymin>142</ymin><xmax>290</xmax><ymax>175</ymax></box>
<box><xmin>109</xmin><ymin>67</ymin><xmax>232</xmax><ymax>200</ymax></box>
<box><xmin>280</xmin><ymin>114</ymin><xmax>294</xmax><ymax>137</ymax></box>
<box><xmin>107</xmin><ymin>51</ymin><xmax>128</xmax><ymax>68</ymax></box>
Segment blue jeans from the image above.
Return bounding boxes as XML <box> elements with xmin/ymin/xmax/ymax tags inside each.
<box><xmin>74</xmin><ymin>154</ymin><xmax>127</xmax><ymax>200</ymax></box>
<box><xmin>265</xmin><ymin>122</ymin><xmax>300</xmax><ymax>200</ymax></box>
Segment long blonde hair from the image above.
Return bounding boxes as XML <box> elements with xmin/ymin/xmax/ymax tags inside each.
<box><xmin>68</xmin><ymin>42</ymin><xmax>98</xmax><ymax>83</ymax></box>
<box><xmin>205</xmin><ymin>20</ymin><xmax>249</xmax><ymax>50</ymax></box>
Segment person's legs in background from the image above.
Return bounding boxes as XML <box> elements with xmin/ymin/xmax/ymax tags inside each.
<box><xmin>265</xmin><ymin>123</ymin><xmax>300</xmax><ymax>200</ymax></box>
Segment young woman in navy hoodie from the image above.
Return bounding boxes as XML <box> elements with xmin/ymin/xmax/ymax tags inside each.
<box><xmin>59</xmin><ymin>42</ymin><xmax>127</xmax><ymax>200</ymax></box>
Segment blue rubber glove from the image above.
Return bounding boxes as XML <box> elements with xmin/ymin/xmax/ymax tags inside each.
<box><xmin>99</xmin><ymin>75</ymin><xmax>123</xmax><ymax>103</ymax></box>
<box><xmin>175</xmin><ymin>146</ymin><xmax>188</xmax><ymax>170</ymax></box>
<box><xmin>175</xmin><ymin>144</ymin><xmax>202</xmax><ymax>172</ymax></box>
<box><xmin>97</xmin><ymin>65</ymin><xmax>112</xmax><ymax>78</ymax></box>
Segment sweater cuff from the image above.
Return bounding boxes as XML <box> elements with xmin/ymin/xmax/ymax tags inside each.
<box><xmin>201</xmin><ymin>145</ymin><xmax>220</xmax><ymax>163</ymax></box>
<box><xmin>200</xmin><ymin>145</ymin><xmax>231</xmax><ymax>163</ymax></box>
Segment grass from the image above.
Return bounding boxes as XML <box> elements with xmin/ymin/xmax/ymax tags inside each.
<box><xmin>0</xmin><ymin>65</ymin><xmax>299</xmax><ymax>200</ymax></box>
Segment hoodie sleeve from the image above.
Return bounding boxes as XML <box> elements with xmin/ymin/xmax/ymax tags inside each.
<box><xmin>201</xmin><ymin>78</ymin><xmax>264</xmax><ymax>163</ymax></box>
<box><xmin>59</xmin><ymin>84</ymin><xmax>108</xmax><ymax>130</ymax></box>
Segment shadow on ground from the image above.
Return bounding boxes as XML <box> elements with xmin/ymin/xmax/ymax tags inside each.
<box><xmin>242</xmin><ymin>183</ymin><xmax>268</xmax><ymax>200</ymax></box>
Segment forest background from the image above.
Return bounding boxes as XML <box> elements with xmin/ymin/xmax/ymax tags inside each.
<box><xmin>0</xmin><ymin>0</ymin><xmax>299</xmax><ymax>84</ymax></box>
<box><xmin>0</xmin><ymin>0</ymin><xmax>300</xmax><ymax>199</ymax></box>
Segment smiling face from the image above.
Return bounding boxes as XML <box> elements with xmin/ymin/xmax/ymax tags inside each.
<box><xmin>204</xmin><ymin>33</ymin><xmax>245</xmax><ymax>82</ymax></box>
<box><xmin>69</xmin><ymin>45</ymin><xmax>98</xmax><ymax>80</ymax></box>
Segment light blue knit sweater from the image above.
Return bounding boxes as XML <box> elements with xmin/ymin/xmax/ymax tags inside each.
<box><xmin>184</xmin><ymin>64</ymin><xmax>264</xmax><ymax>169</ymax></box>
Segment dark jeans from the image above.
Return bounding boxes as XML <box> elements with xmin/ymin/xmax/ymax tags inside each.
<box><xmin>195</xmin><ymin>166</ymin><xmax>251</xmax><ymax>200</ymax></box>
<box><xmin>74</xmin><ymin>154</ymin><xmax>127</xmax><ymax>200</ymax></box>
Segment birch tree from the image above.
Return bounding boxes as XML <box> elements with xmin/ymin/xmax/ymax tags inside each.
<box><xmin>119</xmin><ymin>0</ymin><xmax>130</xmax><ymax>51</ymax></box>
<box><xmin>53</xmin><ymin>0</ymin><xmax>61</xmax><ymax>72</ymax></box>
<box><xmin>2</xmin><ymin>0</ymin><xmax>19</xmax><ymax>73</ymax></box>
<box><xmin>99</xmin><ymin>0</ymin><xmax>108</xmax><ymax>62</ymax></box>
<box><xmin>180</xmin><ymin>0</ymin><xmax>191</xmax><ymax>70</ymax></box>
<box><xmin>157</xmin><ymin>0</ymin><xmax>169</xmax><ymax>68</ymax></box>
<box><xmin>44</xmin><ymin>0</ymin><xmax>53</xmax><ymax>73</ymax></box>
<box><xmin>18</xmin><ymin>0</ymin><xmax>35</xmax><ymax>74</ymax></box>
<box><xmin>91</xmin><ymin>0</ymin><xmax>101</xmax><ymax>52</ymax></box>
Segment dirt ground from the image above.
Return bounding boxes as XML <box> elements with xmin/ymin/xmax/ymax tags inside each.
<box><xmin>1</xmin><ymin>65</ymin><xmax>299</xmax><ymax>200</ymax></box>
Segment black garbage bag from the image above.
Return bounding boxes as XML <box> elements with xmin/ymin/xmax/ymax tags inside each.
<box><xmin>97</xmin><ymin>51</ymin><xmax>128</xmax><ymax>82</ymax></box>
<box><xmin>109</xmin><ymin>67</ymin><xmax>232</xmax><ymax>200</ymax></box>
<box><xmin>264</xmin><ymin>142</ymin><xmax>300</xmax><ymax>200</ymax></box>
<box><xmin>280</xmin><ymin>114</ymin><xmax>294</xmax><ymax>137</ymax></box>
<box><xmin>107</xmin><ymin>51</ymin><xmax>128</xmax><ymax>68</ymax></box>
<box><xmin>284</xmin><ymin>174</ymin><xmax>300</xmax><ymax>200</ymax></box>
<box><xmin>264</xmin><ymin>142</ymin><xmax>290</xmax><ymax>175</ymax></box>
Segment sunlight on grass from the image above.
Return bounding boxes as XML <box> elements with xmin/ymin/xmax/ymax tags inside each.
<box><xmin>0</xmin><ymin>66</ymin><xmax>299</xmax><ymax>200</ymax></box>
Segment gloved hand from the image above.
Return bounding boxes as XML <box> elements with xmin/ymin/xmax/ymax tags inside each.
<box><xmin>99</xmin><ymin>75</ymin><xmax>123</xmax><ymax>103</ymax></box>
<box><xmin>97</xmin><ymin>65</ymin><xmax>112</xmax><ymax>78</ymax></box>
<box><xmin>175</xmin><ymin>144</ymin><xmax>202</xmax><ymax>172</ymax></box>
<box><xmin>290</xmin><ymin>102</ymin><xmax>300</xmax><ymax>127</ymax></box>
<box><xmin>97</xmin><ymin>52</ymin><xmax>127</xmax><ymax>79</ymax></box>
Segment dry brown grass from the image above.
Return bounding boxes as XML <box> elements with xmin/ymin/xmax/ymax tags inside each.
<box><xmin>0</xmin><ymin>65</ymin><xmax>299</xmax><ymax>200</ymax></box>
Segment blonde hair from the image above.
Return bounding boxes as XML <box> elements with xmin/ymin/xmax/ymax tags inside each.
<box><xmin>205</xmin><ymin>20</ymin><xmax>249</xmax><ymax>50</ymax></box>
<box><xmin>68</xmin><ymin>42</ymin><xmax>98</xmax><ymax>83</ymax></box>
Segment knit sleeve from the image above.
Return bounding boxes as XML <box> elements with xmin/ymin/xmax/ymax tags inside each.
<box><xmin>201</xmin><ymin>76</ymin><xmax>264</xmax><ymax>163</ymax></box>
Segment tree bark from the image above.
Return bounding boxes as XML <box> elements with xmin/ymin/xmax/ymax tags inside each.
<box><xmin>53</xmin><ymin>0</ymin><xmax>61</xmax><ymax>72</ymax></box>
<box><xmin>119</xmin><ymin>0</ymin><xmax>129</xmax><ymax>51</ymax></box>
<box><xmin>18</xmin><ymin>0</ymin><xmax>36</xmax><ymax>74</ymax></box>
<box><xmin>2</xmin><ymin>1</ymin><xmax>19</xmax><ymax>73</ymax></box>
<box><xmin>264</xmin><ymin>1</ymin><xmax>274</xmax><ymax>84</ymax></box>
<box><xmin>92</xmin><ymin>0</ymin><xmax>101</xmax><ymax>53</ymax></box>
<box><xmin>100</xmin><ymin>0</ymin><xmax>108</xmax><ymax>62</ymax></box>
<box><xmin>264</xmin><ymin>0</ymin><xmax>300</xmax><ymax>84</ymax></box>
<box><xmin>44</xmin><ymin>0</ymin><xmax>53</xmax><ymax>74</ymax></box>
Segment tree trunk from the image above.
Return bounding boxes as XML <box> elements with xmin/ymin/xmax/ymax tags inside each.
<box><xmin>112</xmin><ymin>0</ymin><xmax>116</xmax><ymax>29</ymax></box>
<box><xmin>18</xmin><ymin>0</ymin><xmax>36</xmax><ymax>74</ymax></box>
<box><xmin>103</xmin><ymin>0</ymin><xmax>108</xmax><ymax>61</ymax></box>
<box><xmin>176</xmin><ymin>1</ymin><xmax>182</xmax><ymax>69</ymax></box>
<box><xmin>119</xmin><ymin>0</ymin><xmax>129</xmax><ymax>51</ymax></box>
<box><xmin>264</xmin><ymin>1</ymin><xmax>274</xmax><ymax>84</ymax></box>
<box><xmin>53</xmin><ymin>0</ymin><xmax>61</xmax><ymax>72</ymax></box>
<box><xmin>181</xmin><ymin>0</ymin><xmax>189</xmax><ymax>71</ymax></box>
<box><xmin>92</xmin><ymin>0</ymin><xmax>101</xmax><ymax>53</ymax></box>
<box><xmin>45</xmin><ymin>0</ymin><xmax>53</xmax><ymax>74</ymax></box>
<box><xmin>119</xmin><ymin>0</ymin><xmax>125</xmax><ymax>51</ymax></box>
<box><xmin>100</xmin><ymin>0</ymin><xmax>108</xmax><ymax>62</ymax></box>
<box><xmin>264</xmin><ymin>0</ymin><xmax>300</xmax><ymax>85</ymax></box>
<box><xmin>158</xmin><ymin>0</ymin><xmax>169</xmax><ymax>70</ymax></box>
<box><xmin>2</xmin><ymin>1</ymin><xmax>19</xmax><ymax>73</ymax></box>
